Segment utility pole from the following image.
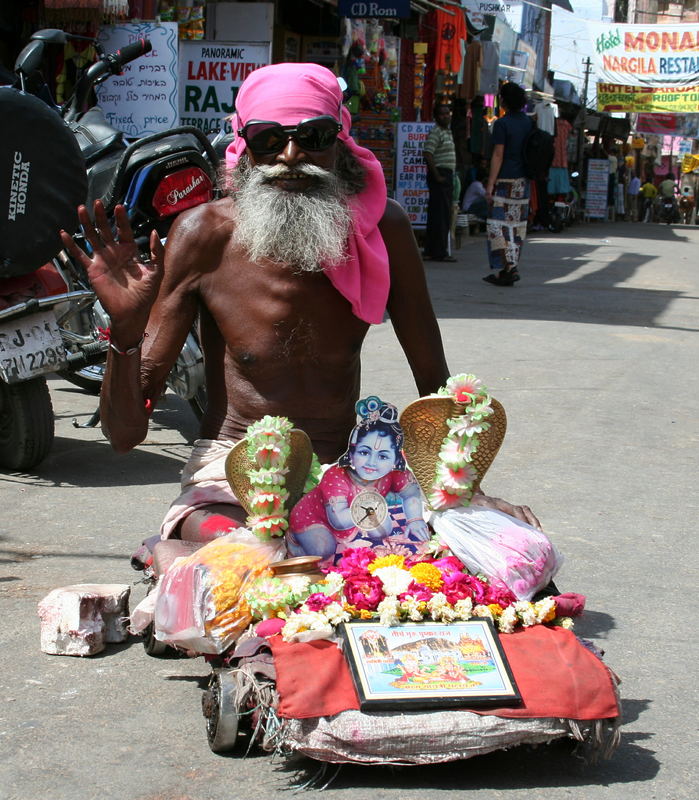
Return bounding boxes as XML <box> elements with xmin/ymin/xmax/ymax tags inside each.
<box><xmin>580</xmin><ymin>56</ymin><xmax>592</xmax><ymax>109</ymax></box>
<box><xmin>578</xmin><ymin>56</ymin><xmax>593</xmax><ymax>169</ymax></box>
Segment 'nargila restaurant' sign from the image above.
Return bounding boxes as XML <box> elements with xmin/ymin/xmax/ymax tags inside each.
<box><xmin>597</xmin><ymin>82</ymin><xmax>699</xmax><ymax>113</ymax></box>
<box><xmin>178</xmin><ymin>41</ymin><xmax>270</xmax><ymax>134</ymax></box>
<box><xmin>586</xmin><ymin>21</ymin><xmax>699</xmax><ymax>88</ymax></box>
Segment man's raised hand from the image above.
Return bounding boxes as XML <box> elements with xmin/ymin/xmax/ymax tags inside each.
<box><xmin>60</xmin><ymin>200</ymin><xmax>164</xmax><ymax>347</ymax></box>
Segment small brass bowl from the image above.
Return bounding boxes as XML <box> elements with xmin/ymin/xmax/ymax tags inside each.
<box><xmin>270</xmin><ymin>556</ymin><xmax>324</xmax><ymax>584</ymax></box>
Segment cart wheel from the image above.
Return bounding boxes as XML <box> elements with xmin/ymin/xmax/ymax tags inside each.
<box><xmin>202</xmin><ymin>669</ymin><xmax>241</xmax><ymax>754</ymax></box>
<box><xmin>142</xmin><ymin>622</ymin><xmax>171</xmax><ymax>657</ymax></box>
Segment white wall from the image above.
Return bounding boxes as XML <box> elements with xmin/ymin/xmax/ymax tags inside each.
<box><xmin>550</xmin><ymin>0</ymin><xmax>612</xmax><ymax>107</ymax></box>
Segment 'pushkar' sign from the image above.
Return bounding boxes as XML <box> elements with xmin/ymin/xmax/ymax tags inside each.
<box><xmin>586</xmin><ymin>21</ymin><xmax>699</xmax><ymax>88</ymax></box>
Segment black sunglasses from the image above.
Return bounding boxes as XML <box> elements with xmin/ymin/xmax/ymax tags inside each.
<box><xmin>238</xmin><ymin>115</ymin><xmax>343</xmax><ymax>155</ymax></box>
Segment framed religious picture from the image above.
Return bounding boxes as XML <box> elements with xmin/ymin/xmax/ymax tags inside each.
<box><xmin>339</xmin><ymin>619</ymin><xmax>521</xmax><ymax>710</ymax></box>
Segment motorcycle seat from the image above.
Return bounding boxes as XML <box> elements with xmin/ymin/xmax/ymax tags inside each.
<box><xmin>69</xmin><ymin>106</ymin><xmax>124</xmax><ymax>167</ymax></box>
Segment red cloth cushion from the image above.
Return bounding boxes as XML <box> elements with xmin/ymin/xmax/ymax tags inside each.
<box><xmin>270</xmin><ymin>625</ymin><xmax>619</xmax><ymax>721</ymax></box>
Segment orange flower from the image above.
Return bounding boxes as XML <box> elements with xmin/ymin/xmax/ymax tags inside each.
<box><xmin>409</xmin><ymin>562</ymin><xmax>444</xmax><ymax>590</ymax></box>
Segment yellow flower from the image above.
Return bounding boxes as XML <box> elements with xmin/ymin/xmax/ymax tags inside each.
<box><xmin>359</xmin><ymin>609</ymin><xmax>374</xmax><ymax>619</ymax></box>
<box><xmin>368</xmin><ymin>554</ymin><xmax>406</xmax><ymax>573</ymax></box>
<box><xmin>487</xmin><ymin>603</ymin><xmax>504</xmax><ymax>618</ymax></box>
<box><xmin>409</xmin><ymin>562</ymin><xmax>444</xmax><ymax>590</ymax></box>
<box><xmin>343</xmin><ymin>602</ymin><xmax>360</xmax><ymax>617</ymax></box>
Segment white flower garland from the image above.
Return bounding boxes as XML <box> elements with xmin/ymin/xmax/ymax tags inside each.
<box><xmin>243</xmin><ymin>416</ymin><xmax>321</xmax><ymax>539</ymax></box>
<box><xmin>427</xmin><ymin>374</ymin><xmax>494</xmax><ymax>511</ymax></box>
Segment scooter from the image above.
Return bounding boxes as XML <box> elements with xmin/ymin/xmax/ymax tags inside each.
<box><xmin>0</xmin><ymin>34</ymin><xmax>159</xmax><ymax>470</ymax></box>
<box><xmin>9</xmin><ymin>29</ymin><xmax>217</xmax><ymax>434</ymax></box>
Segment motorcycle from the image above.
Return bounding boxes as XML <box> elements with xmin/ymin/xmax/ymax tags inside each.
<box><xmin>0</xmin><ymin>33</ymin><xmax>153</xmax><ymax>469</ymax></box>
<box><xmin>659</xmin><ymin>194</ymin><xmax>678</xmax><ymax>225</ymax></box>
<box><xmin>1</xmin><ymin>30</ymin><xmax>217</xmax><ymax>470</ymax></box>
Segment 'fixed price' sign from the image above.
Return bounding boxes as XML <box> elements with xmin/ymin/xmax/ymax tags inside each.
<box><xmin>178</xmin><ymin>40</ymin><xmax>270</xmax><ymax>134</ymax></box>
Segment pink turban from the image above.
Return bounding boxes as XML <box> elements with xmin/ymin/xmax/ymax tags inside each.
<box><xmin>225</xmin><ymin>63</ymin><xmax>390</xmax><ymax>325</ymax></box>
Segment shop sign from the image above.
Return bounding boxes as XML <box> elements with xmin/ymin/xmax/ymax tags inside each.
<box><xmin>395</xmin><ymin>122</ymin><xmax>434</xmax><ymax>228</ymax></box>
<box><xmin>584</xmin><ymin>158</ymin><xmax>609</xmax><ymax>220</ymax></box>
<box><xmin>338</xmin><ymin>0</ymin><xmax>411</xmax><ymax>18</ymax></box>
<box><xmin>178</xmin><ymin>40</ymin><xmax>270</xmax><ymax>134</ymax></box>
<box><xmin>681</xmin><ymin>153</ymin><xmax>699</xmax><ymax>173</ymax></box>
<box><xmin>586</xmin><ymin>21</ymin><xmax>699</xmax><ymax>88</ymax></box>
<box><xmin>95</xmin><ymin>21</ymin><xmax>179</xmax><ymax>136</ymax></box>
<box><xmin>635</xmin><ymin>112</ymin><xmax>699</xmax><ymax>138</ymax></box>
<box><xmin>678</xmin><ymin>138</ymin><xmax>693</xmax><ymax>157</ymax></box>
<box><xmin>597</xmin><ymin>82</ymin><xmax>699</xmax><ymax>113</ymax></box>
<box><xmin>462</xmin><ymin>0</ymin><xmax>523</xmax><ymax>35</ymax></box>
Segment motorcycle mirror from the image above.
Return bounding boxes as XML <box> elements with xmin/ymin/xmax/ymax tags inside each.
<box><xmin>14</xmin><ymin>39</ymin><xmax>47</xmax><ymax>76</ymax></box>
<box><xmin>30</xmin><ymin>28</ymin><xmax>68</xmax><ymax>44</ymax></box>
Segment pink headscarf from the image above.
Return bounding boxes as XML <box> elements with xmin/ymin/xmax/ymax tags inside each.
<box><xmin>225</xmin><ymin>63</ymin><xmax>390</xmax><ymax>325</ymax></box>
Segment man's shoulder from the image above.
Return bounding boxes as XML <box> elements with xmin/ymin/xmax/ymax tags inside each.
<box><xmin>179</xmin><ymin>197</ymin><xmax>235</xmax><ymax>228</ymax></box>
<box><xmin>165</xmin><ymin>198</ymin><xmax>236</xmax><ymax>277</ymax></box>
<box><xmin>168</xmin><ymin>198</ymin><xmax>235</xmax><ymax>246</ymax></box>
<box><xmin>378</xmin><ymin>197</ymin><xmax>410</xmax><ymax>232</ymax></box>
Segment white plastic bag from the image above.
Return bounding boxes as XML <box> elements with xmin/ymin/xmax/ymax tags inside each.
<box><xmin>153</xmin><ymin>529</ymin><xmax>286</xmax><ymax>654</ymax></box>
<box><xmin>430</xmin><ymin>506</ymin><xmax>563</xmax><ymax>600</ymax></box>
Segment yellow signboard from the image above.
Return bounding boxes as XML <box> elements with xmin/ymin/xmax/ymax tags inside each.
<box><xmin>682</xmin><ymin>154</ymin><xmax>699</xmax><ymax>173</ymax></box>
<box><xmin>597</xmin><ymin>82</ymin><xmax>699</xmax><ymax>113</ymax></box>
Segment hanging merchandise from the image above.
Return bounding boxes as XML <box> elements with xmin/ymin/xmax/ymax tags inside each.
<box><xmin>343</xmin><ymin>21</ymin><xmax>367</xmax><ymax>115</ymax></box>
<box><xmin>478</xmin><ymin>42</ymin><xmax>500</xmax><ymax>97</ymax></box>
<box><xmin>463</xmin><ymin>40</ymin><xmax>482</xmax><ymax>103</ymax></box>
<box><xmin>175</xmin><ymin>0</ymin><xmax>204</xmax><ymax>39</ymax></box>
<box><xmin>365</xmin><ymin>20</ymin><xmax>382</xmax><ymax>57</ymax></box>
<box><xmin>413</xmin><ymin>42</ymin><xmax>428</xmax><ymax>118</ymax></box>
<box><xmin>347</xmin><ymin>19</ymin><xmax>402</xmax><ymax>193</ymax></box>
<box><xmin>434</xmin><ymin>7</ymin><xmax>467</xmax><ymax>75</ymax></box>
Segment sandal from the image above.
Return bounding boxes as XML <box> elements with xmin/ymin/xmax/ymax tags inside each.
<box><xmin>483</xmin><ymin>270</ymin><xmax>516</xmax><ymax>286</ymax></box>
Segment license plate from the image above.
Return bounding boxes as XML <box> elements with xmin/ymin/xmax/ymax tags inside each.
<box><xmin>0</xmin><ymin>310</ymin><xmax>67</xmax><ymax>383</ymax></box>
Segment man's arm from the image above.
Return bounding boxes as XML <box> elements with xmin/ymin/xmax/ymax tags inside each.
<box><xmin>62</xmin><ymin>202</ymin><xmax>201</xmax><ymax>453</ymax></box>
<box><xmin>380</xmin><ymin>198</ymin><xmax>449</xmax><ymax>395</ymax></box>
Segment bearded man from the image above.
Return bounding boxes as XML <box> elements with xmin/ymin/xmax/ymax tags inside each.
<box><xmin>63</xmin><ymin>63</ymin><xmax>538</xmax><ymax>542</ymax></box>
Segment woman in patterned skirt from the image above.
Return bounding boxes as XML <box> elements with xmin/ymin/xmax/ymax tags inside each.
<box><xmin>483</xmin><ymin>82</ymin><xmax>531</xmax><ymax>287</ymax></box>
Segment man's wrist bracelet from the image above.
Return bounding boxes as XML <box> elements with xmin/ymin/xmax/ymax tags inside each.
<box><xmin>109</xmin><ymin>333</ymin><xmax>147</xmax><ymax>356</ymax></box>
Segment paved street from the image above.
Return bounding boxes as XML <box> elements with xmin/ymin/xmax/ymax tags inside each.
<box><xmin>1</xmin><ymin>220</ymin><xmax>697</xmax><ymax>800</ymax></box>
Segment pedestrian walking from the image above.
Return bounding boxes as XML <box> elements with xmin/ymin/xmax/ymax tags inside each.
<box><xmin>483</xmin><ymin>82</ymin><xmax>530</xmax><ymax>286</ymax></box>
<box><xmin>640</xmin><ymin>178</ymin><xmax>657</xmax><ymax>223</ymax></box>
<box><xmin>627</xmin><ymin>172</ymin><xmax>641</xmax><ymax>222</ymax></box>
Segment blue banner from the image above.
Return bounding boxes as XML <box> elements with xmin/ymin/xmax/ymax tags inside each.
<box><xmin>338</xmin><ymin>0</ymin><xmax>411</xmax><ymax>19</ymax></box>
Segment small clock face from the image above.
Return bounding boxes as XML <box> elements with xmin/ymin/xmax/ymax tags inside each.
<box><xmin>349</xmin><ymin>490</ymin><xmax>389</xmax><ymax>531</ymax></box>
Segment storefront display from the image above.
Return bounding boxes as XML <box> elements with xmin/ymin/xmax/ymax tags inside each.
<box><xmin>344</xmin><ymin>19</ymin><xmax>401</xmax><ymax>193</ymax></box>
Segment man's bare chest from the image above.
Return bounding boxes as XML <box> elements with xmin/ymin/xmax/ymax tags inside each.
<box><xmin>198</xmin><ymin>261</ymin><xmax>368</xmax><ymax>368</ymax></box>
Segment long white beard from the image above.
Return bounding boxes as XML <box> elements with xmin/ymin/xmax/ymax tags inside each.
<box><xmin>231</xmin><ymin>160</ymin><xmax>352</xmax><ymax>272</ymax></box>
